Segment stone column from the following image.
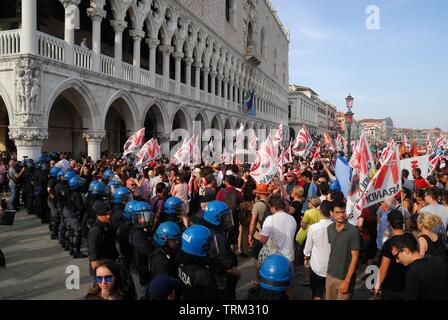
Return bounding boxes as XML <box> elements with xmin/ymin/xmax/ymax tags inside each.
<box><xmin>172</xmin><ymin>51</ymin><xmax>184</xmax><ymax>94</ymax></box>
<box><xmin>202</xmin><ymin>67</ymin><xmax>210</xmax><ymax>93</ymax></box>
<box><xmin>210</xmin><ymin>71</ymin><xmax>217</xmax><ymax>96</ymax></box>
<box><xmin>184</xmin><ymin>57</ymin><xmax>193</xmax><ymax>88</ymax></box>
<box><xmin>21</xmin><ymin>0</ymin><xmax>37</xmax><ymax>55</ymax></box>
<box><xmin>110</xmin><ymin>19</ymin><xmax>127</xmax><ymax>78</ymax></box>
<box><xmin>159</xmin><ymin>133</ymin><xmax>171</xmax><ymax>158</ymax></box>
<box><xmin>60</xmin><ymin>0</ymin><xmax>80</xmax><ymax>64</ymax></box>
<box><xmin>229</xmin><ymin>81</ymin><xmax>234</xmax><ymax>106</ymax></box>
<box><xmin>159</xmin><ymin>45</ymin><xmax>173</xmax><ymax>90</ymax></box>
<box><xmin>223</xmin><ymin>78</ymin><xmax>229</xmax><ymax>108</ymax></box>
<box><xmin>83</xmin><ymin>130</ymin><xmax>106</xmax><ymax>161</ymax></box>
<box><xmin>217</xmin><ymin>75</ymin><xmax>223</xmax><ymax>98</ymax></box>
<box><xmin>9</xmin><ymin>127</ymin><xmax>48</xmax><ymax>160</ymax></box>
<box><xmin>194</xmin><ymin>62</ymin><xmax>202</xmax><ymax>99</ymax></box>
<box><xmin>87</xmin><ymin>7</ymin><xmax>106</xmax><ymax>72</ymax></box>
<box><xmin>145</xmin><ymin>37</ymin><xmax>159</xmax><ymax>87</ymax></box>
<box><xmin>129</xmin><ymin>29</ymin><xmax>145</xmax><ymax>83</ymax></box>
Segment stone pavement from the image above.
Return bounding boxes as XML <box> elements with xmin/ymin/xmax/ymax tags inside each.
<box><xmin>0</xmin><ymin>209</ymin><xmax>373</xmax><ymax>300</ymax></box>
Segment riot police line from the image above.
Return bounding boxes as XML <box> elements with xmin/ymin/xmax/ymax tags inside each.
<box><xmin>6</xmin><ymin>153</ymin><xmax>293</xmax><ymax>301</ymax></box>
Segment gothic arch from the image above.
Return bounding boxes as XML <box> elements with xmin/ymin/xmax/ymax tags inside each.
<box><xmin>44</xmin><ymin>78</ymin><xmax>99</xmax><ymax>130</ymax></box>
<box><xmin>103</xmin><ymin>89</ymin><xmax>140</xmax><ymax>132</ymax></box>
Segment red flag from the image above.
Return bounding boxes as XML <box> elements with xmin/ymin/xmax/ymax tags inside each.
<box><xmin>174</xmin><ymin>136</ymin><xmax>193</xmax><ymax>165</ymax></box>
<box><xmin>123</xmin><ymin>128</ymin><xmax>145</xmax><ymax>157</ymax></box>
<box><xmin>324</xmin><ymin>132</ymin><xmax>335</xmax><ymax>151</ymax></box>
<box><xmin>292</xmin><ymin>126</ymin><xmax>312</xmax><ymax>157</ymax></box>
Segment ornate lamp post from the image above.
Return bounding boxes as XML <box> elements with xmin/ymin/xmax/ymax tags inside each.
<box><xmin>345</xmin><ymin>94</ymin><xmax>354</xmax><ymax>158</ymax></box>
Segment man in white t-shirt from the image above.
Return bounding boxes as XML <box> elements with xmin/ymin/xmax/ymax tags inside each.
<box><xmin>303</xmin><ymin>200</ymin><xmax>333</xmax><ymax>300</ymax></box>
<box><xmin>259</xmin><ymin>193</ymin><xmax>297</xmax><ymax>262</ymax></box>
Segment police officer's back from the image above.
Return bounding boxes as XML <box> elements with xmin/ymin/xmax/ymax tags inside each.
<box><xmin>175</xmin><ymin>225</ymin><xmax>220</xmax><ymax>300</ymax></box>
<box><xmin>150</xmin><ymin>222</ymin><xmax>181</xmax><ymax>278</ymax></box>
<box><xmin>87</xmin><ymin>200</ymin><xmax>118</xmax><ymax>277</ymax></box>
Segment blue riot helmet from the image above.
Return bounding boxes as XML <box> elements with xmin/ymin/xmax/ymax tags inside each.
<box><xmin>153</xmin><ymin>222</ymin><xmax>181</xmax><ymax>248</ymax></box>
<box><xmin>89</xmin><ymin>181</ymin><xmax>107</xmax><ymax>197</ymax></box>
<box><xmin>57</xmin><ymin>170</ymin><xmax>64</xmax><ymax>180</ymax></box>
<box><xmin>69</xmin><ymin>176</ymin><xmax>79</xmax><ymax>190</ymax></box>
<box><xmin>50</xmin><ymin>166</ymin><xmax>62</xmax><ymax>177</ymax></box>
<box><xmin>102</xmin><ymin>169</ymin><xmax>114</xmax><ymax>182</ymax></box>
<box><xmin>113</xmin><ymin>187</ymin><xmax>133</xmax><ymax>205</ymax></box>
<box><xmin>330</xmin><ymin>179</ymin><xmax>341</xmax><ymax>192</ymax></box>
<box><xmin>131</xmin><ymin>201</ymin><xmax>154</xmax><ymax>227</ymax></box>
<box><xmin>107</xmin><ymin>179</ymin><xmax>122</xmax><ymax>195</ymax></box>
<box><xmin>39</xmin><ymin>153</ymin><xmax>51</xmax><ymax>163</ymax></box>
<box><xmin>124</xmin><ymin>200</ymin><xmax>139</xmax><ymax>222</ymax></box>
<box><xmin>164</xmin><ymin>196</ymin><xmax>184</xmax><ymax>216</ymax></box>
<box><xmin>180</xmin><ymin>225</ymin><xmax>212</xmax><ymax>257</ymax></box>
<box><xmin>258</xmin><ymin>254</ymin><xmax>292</xmax><ymax>292</ymax></box>
<box><xmin>203</xmin><ymin>200</ymin><xmax>233</xmax><ymax>228</ymax></box>
<box><xmin>63</xmin><ymin>171</ymin><xmax>76</xmax><ymax>181</ymax></box>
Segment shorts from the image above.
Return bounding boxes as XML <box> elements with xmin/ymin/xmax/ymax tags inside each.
<box><xmin>309</xmin><ymin>268</ymin><xmax>326</xmax><ymax>299</ymax></box>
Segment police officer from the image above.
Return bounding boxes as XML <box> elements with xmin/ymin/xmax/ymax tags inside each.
<box><xmin>83</xmin><ymin>181</ymin><xmax>108</xmax><ymax>239</ymax></box>
<box><xmin>199</xmin><ymin>200</ymin><xmax>240</xmax><ymax>299</ymax></box>
<box><xmin>149</xmin><ymin>222</ymin><xmax>181</xmax><ymax>278</ymax></box>
<box><xmin>162</xmin><ymin>196</ymin><xmax>186</xmax><ymax>232</ymax></box>
<box><xmin>60</xmin><ymin>171</ymin><xmax>76</xmax><ymax>251</ymax></box>
<box><xmin>107</xmin><ymin>179</ymin><xmax>122</xmax><ymax>201</ymax></box>
<box><xmin>118</xmin><ymin>200</ymin><xmax>138</xmax><ymax>271</ymax></box>
<box><xmin>128</xmin><ymin>201</ymin><xmax>154</xmax><ymax>300</ymax></box>
<box><xmin>47</xmin><ymin>166</ymin><xmax>62</xmax><ymax>240</ymax></box>
<box><xmin>55</xmin><ymin>171</ymin><xmax>70</xmax><ymax>250</ymax></box>
<box><xmin>87</xmin><ymin>200</ymin><xmax>118</xmax><ymax>282</ymax></box>
<box><xmin>22</xmin><ymin>158</ymin><xmax>36</xmax><ymax>214</ymax></box>
<box><xmin>247</xmin><ymin>254</ymin><xmax>292</xmax><ymax>300</ymax></box>
<box><xmin>101</xmin><ymin>169</ymin><xmax>115</xmax><ymax>184</ymax></box>
<box><xmin>37</xmin><ymin>159</ymin><xmax>51</xmax><ymax>224</ymax></box>
<box><xmin>66</xmin><ymin>176</ymin><xmax>87</xmax><ymax>258</ymax></box>
<box><xmin>175</xmin><ymin>225</ymin><xmax>220</xmax><ymax>300</ymax></box>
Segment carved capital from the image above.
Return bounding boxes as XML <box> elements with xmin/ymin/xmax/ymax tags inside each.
<box><xmin>60</xmin><ymin>0</ymin><xmax>81</xmax><ymax>9</ymax></box>
<box><xmin>184</xmin><ymin>57</ymin><xmax>194</xmax><ymax>65</ymax></box>
<box><xmin>87</xmin><ymin>7</ymin><xmax>107</xmax><ymax>22</ymax></box>
<box><xmin>209</xmin><ymin>71</ymin><xmax>217</xmax><ymax>78</ymax></box>
<box><xmin>129</xmin><ymin>29</ymin><xmax>145</xmax><ymax>41</ymax></box>
<box><xmin>193</xmin><ymin>62</ymin><xmax>203</xmax><ymax>69</ymax></box>
<box><xmin>172</xmin><ymin>52</ymin><xmax>184</xmax><ymax>61</ymax></box>
<box><xmin>202</xmin><ymin>67</ymin><xmax>210</xmax><ymax>74</ymax></box>
<box><xmin>110</xmin><ymin>19</ymin><xmax>128</xmax><ymax>33</ymax></box>
<box><xmin>158</xmin><ymin>45</ymin><xmax>174</xmax><ymax>54</ymax></box>
<box><xmin>145</xmin><ymin>38</ymin><xmax>160</xmax><ymax>49</ymax></box>
<box><xmin>9</xmin><ymin>127</ymin><xmax>48</xmax><ymax>147</ymax></box>
<box><xmin>158</xmin><ymin>133</ymin><xmax>171</xmax><ymax>143</ymax></box>
<box><xmin>83</xmin><ymin>130</ymin><xmax>106</xmax><ymax>143</ymax></box>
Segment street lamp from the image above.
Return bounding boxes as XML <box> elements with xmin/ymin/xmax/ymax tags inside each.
<box><xmin>345</xmin><ymin>94</ymin><xmax>354</xmax><ymax>158</ymax></box>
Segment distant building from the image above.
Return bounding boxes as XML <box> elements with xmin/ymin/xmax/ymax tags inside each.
<box><xmin>359</xmin><ymin>117</ymin><xmax>394</xmax><ymax>142</ymax></box>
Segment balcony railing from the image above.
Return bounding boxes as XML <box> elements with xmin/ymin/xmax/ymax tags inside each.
<box><xmin>0</xmin><ymin>29</ymin><xmax>20</xmax><ymax>55</ymax></box>
<box><xmin>140</xmin><ymin>69</ymin><xmax>151</xmax><ymax>87</ymax></box>
<box><xmin>37</xmin><ymin>32</ymin><xmax>64</xmax><ymax>62</ymax></box>
<box><xmin>122</xmin><ymin>62</ymin><xmax>133</xmax><ymax>82</ymax></box>
<box><xmin>155</xmin><ymin>74</ymin><xmax>164</xmax><ymax>90</ymax></box>
<box><xmin>100</xmin><ymin>54</ymin><xmax>115</xmax><ymax>76</ymax></box>
<box><xmin>74</xmin><ymin>45</ymin><xmax>91</xmax><ymax>70</ymax></box>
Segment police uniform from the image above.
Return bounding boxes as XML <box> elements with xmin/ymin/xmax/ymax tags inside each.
<box><xmin>148</xmin><ymin>246</ymin><xmax>178</xmax><ymax>279</ymax></box>
<box><xmin>55</xmin><ymin>181</ymin><xmax>70</xmax><ymax>250</ymax></box>
<box><xmin>66</xmin><ymin>188</ymin><xmax>86</xmax><ymax>258</ymax></box>
<box><xmin>37</xmin><ymin>165</ymin><xmax>50</xmax><ymax>224</ymax></box>
<box><xmin>200</xmin><ymin>219</ymin><xmax>238</xmax><ymax>299</ymax></box>
<box><xmin>175</xmin><ymin>250</ymin><xmax>220</xmax><ymax>300</ymax></box>
<box><xmin>87</xmin><ymin>218</ymin><xmax>118</xmax><ymax>276</ymax></box>
<box><xmin>117</xmin><ymin>220</ymin><xmax>133</xmax><ymax>271</ymax></box>
<box><xmin>129</xmin><ymin>225</ymin><xmax>153</xmax><ymax>299</ymax></box>
<box><xmin>47</xmin><ymin>175</ymin><xmax>59</xmax><ymax>239</ymax></box>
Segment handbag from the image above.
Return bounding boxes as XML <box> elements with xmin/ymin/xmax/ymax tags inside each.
<box><xmin>257</xmin><ymin>214</ymin><xmax>278</xmax><ymax>267</ymax></box>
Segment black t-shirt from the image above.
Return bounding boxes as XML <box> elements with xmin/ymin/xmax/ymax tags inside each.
<box><xmin>381</xmin><ymin>233</ymin><xmax>416</xmax><ymax>291</ymax></box>
<box><xmin>406</xmin><ymin>256</ymin><xmax>448</xmax><ymax>300</ymax></box>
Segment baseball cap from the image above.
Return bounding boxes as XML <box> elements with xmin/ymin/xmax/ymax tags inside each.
<box><xmin>92</xmin><ymin>200</ymin><xmax>111</xmax><ymax>216</ymax></box>
<box><xmin>148</xmin><ymin>276</ymin><xmax>180</xmax><ymax>300</ymax></box>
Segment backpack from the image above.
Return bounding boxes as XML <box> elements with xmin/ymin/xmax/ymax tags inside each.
<box><xmin>222</xmin><ymin>188</ymin><xmax>240</xmax><ymax>223</ymax></box>
<box><xmin>258</xmin><ymin>200</ymin><xmax>271</xmax><ymax>229</ymax></box>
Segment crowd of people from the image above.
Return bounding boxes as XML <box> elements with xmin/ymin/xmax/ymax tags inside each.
<box><xmin>2</xmin><ymin>145</ymin><xmax>448</xmax><ymax>301</ymax></box>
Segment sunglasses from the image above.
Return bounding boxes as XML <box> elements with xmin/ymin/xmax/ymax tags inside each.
<box><xmin>130</xmin><ymin>184</ymin><xmax>137</xmax><ymax>187</ymax></box>
<box><xmin>96</xmin><ymin>275</ymin><xmax>114</xmax><ymax>283</ymax></box>
<box><xmin>393</xmin><ymin>249</ymin><xmax>403</xmax><ymax>261</ymax></box>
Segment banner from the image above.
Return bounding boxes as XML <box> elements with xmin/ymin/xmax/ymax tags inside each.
<box><xmin>173</xmin><ymin>136</ymin><xmax>193</xmax><ymax>165</ymax></box>
<box><xmin>250</xmin><ymin>135</ymin><xmax>279</xmax><ymax>184</ymax></box>
<box><xmin>292</xmin><ymin>125</ymin><xmax>312</xmax><ymax>157</ymax></box>
<box><xmin>358</xmin><ymin>148</ymin><xmax>401</xmax><ymax>210</ymax></box>
<box><xmin>123</xmin><ymin>128</ymin><xmax>145</xmax><ymax>157</ymax></box>
<box><xmin>135</xmin><ymin>138</ymin><xmax>161</xmax><ymax>169</ymax></box>
<box><xmin>399</xmin><ymin>155</ymin><xmax>430</xmax><ymax>180</ymax></box>
<box><xmin>324</xmin><ymin>132</ymin><xmax>335</xmax><ymax>151</ymax></box>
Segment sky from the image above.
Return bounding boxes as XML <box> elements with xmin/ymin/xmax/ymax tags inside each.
<box><xmin>273</xmin><ymin>0</ymin><xmax>448</xmax><ymax>131</ymax></box>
